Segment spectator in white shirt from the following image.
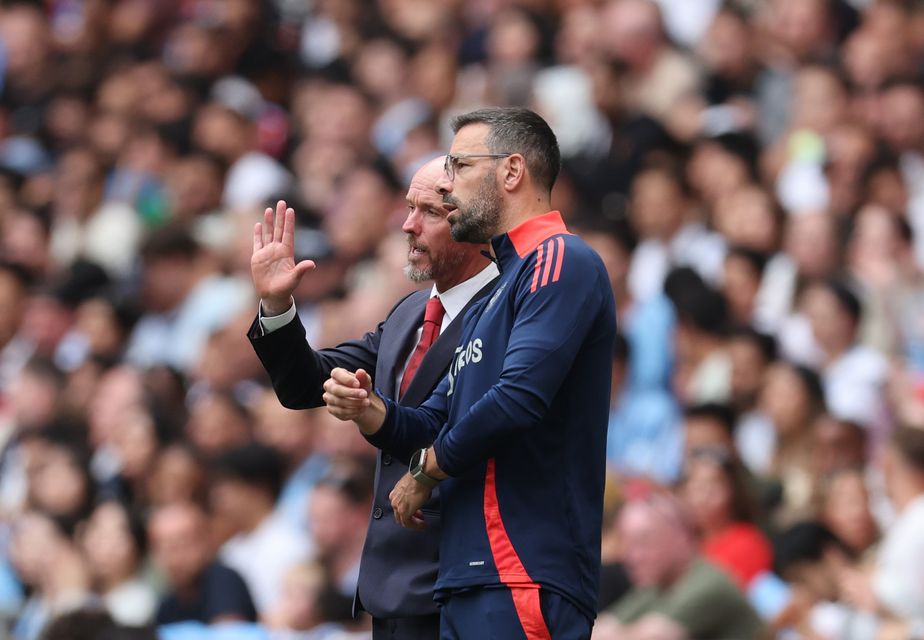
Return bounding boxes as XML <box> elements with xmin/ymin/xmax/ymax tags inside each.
<box><xmin>125</xmin><ymin>224</ymin><xmax>251</xmax><ymax>373</ymax></box>
<box><xmin>802</xmin><ymin>278</ymin><xmax>888</xmax><ymax>426</ymax></box>
<box><xmin>210</xmin><ymin>443</ymin><xmax>311</xmax><ymax>615</ymax></box>
<box><xmin>839</xmin><ymin>426</ymin><xmax>924</xmax><ymax>636</ymax></box>
<box><xmin>872</xmin><ymin>426</ymin><xmax>924</xmax><ymax>622</ymax></box>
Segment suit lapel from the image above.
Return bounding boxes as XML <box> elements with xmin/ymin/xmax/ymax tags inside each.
<box><xmin>401</xmin><ymin>277</ymin><xmax>498</xmax><ymax>406</ymax></box>
<box><xmin>377</xmin><ymin>289</ymin><xmax>429</xmax><ymax>397</ymax></box>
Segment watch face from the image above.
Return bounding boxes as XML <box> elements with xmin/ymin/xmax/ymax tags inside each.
<box><xmin>410</xmin><ymin>448</ymin><xmax>424</xmax><ymax>471</ymax></box>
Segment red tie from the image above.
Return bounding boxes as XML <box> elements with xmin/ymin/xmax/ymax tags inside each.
<box><xmin>399</xmin><ymin>296</ymin><xmax>446</xmax><ymax>398</ymax></box>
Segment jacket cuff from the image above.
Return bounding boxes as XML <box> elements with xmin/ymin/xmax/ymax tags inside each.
<box><xmin>362</xmin><ymin>391</ymin><xmax>395</xmax><ymax>450</ymax></box>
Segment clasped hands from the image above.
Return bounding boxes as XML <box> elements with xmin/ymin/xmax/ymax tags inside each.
<box><xmin>323</xmin><ymin>368</ymin><xmax>434</xmax><ymax>530</ymax></box>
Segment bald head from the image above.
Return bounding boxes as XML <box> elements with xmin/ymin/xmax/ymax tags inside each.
<box><xmin>601</xmin><ymin>0</ymin><xmax>664</xmax><ymax>66</ymax></box>
<box><xmin>412</xmin><ymin>156</ymin><xmax>447</xmax><ymax>192</ymax></box>
<box><xmin>619</xmin><ymin>496</ymin><xmax>697</xmax><ymax>587</ymax></box>
<box><xmin>401</xmin><ymin>156</ymin><xmax>489</xmax><ymax>292</ymax></box>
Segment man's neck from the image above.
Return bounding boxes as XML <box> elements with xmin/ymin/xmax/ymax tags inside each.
<box><xmin>175</xmin><ymin>573</ymin><xmax>205</xmax><ymax>601</ymax></box>
<box><xmin>434</xmin><ymin>259</ymin><xmax>492</xmax><ymax>294</ymax></box>
<box><xmin>659</xmin><ymin>554</ymin><xmax>695</xmax><ymax>591</ymax></box>
<box><xmin>499</xmin><ymin>195</ymin><xmax>553</xmax><ymax>234</ymax></box>
<box><xmin>822</xmin><ymin>340</ymin><xmax>853</xmax><ymax>367</ymax></box>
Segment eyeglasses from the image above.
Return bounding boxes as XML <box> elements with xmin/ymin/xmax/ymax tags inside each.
<box><xmin>443</xmin><ymin>153</ymin><xmax>512</xmax><ymax>181</ymax></box>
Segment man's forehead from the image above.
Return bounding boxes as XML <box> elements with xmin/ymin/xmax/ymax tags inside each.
<box><xmin>450</xmin><ymin>123</ymin><xmax>491</xmax><ymax>152</ymax></box>
<box><xmin>405</xmin><ymin>182</ymin><xmax>442</xmax><ymax>205</ymax></box>
<box><xmin>407</xmin><ymin>163</ymin><xmax>446</xmax><ymax>203</ymax></box>
<box><xmin>408</xmin><ymin>171</ymin><xmax>440</xmax><ymax>193</ymax></box>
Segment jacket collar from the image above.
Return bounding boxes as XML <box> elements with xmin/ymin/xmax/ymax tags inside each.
<box><xmin>491</xmin><ymin>211</ymin><xmax>570</xmax><ymax>267</ymax></box>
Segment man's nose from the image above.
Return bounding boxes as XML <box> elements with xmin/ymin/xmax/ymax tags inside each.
<box><xmin>436</xmin><ymin>173</ymin><xmax>453</xmax><ymax>195</ymax></box>
<box><xmin>402</xmin><ymin>209</ymin><xmax>420</xmax><ymax>234</ymax></box>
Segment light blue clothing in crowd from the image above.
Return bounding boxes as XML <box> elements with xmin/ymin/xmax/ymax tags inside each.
<box><xmin>158</xmin><ymin>621</ymin><xmax>354</xmax><ymax>640</ymax></box>
<box><xmin>624</xmin><ymin>294</ymin><xmax>676</xmax><ymax>390</ymax></box>
<box><xmin>11</xmin><ymin>596</ymin><xmax>47</xmax><ymax>640</ymax></box>
<box><xmin>275</xmin><ymin>453</ymin><xmax>329</xmax><ymax>533</ymax></box>
<box><xmin>0</xmin><ymin>557</ymin><xmax>23</xmax><ymax>628</ymax></box>
<box><xmin>607</xmin><ymin>293</ymin><xmax>682</xmax><ymax>484</ymax></box>
<box><xmin>126</xmin><ymin>275</ymin><xmax>252</xmax><ymax>373</ymax></box>
<box><xmin>606</xmin><ymin>386</ymin><xmax>683</xmax><ymax>485</ymax></box>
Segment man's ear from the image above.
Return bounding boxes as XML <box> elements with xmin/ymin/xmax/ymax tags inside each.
<box><xmin>502</xmin><ymin>154</ymin><xmax>526</xmax><ymax>192</ymax></box>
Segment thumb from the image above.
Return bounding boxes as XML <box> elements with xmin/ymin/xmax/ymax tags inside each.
<box><xmin>294</xmin><ymin>260</ymin><xmax>316</xmax><ymax>277</ymax></box>
<box><xmin>355</xmin><ymin>369</ymin><xmax>373</xmax><ymax>391</ymax></box>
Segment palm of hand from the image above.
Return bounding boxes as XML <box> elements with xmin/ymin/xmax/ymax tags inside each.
<box><xmin>252</xmin><ymin>242</ymin><xmax>299</xmax><ymax>300</ymax></box>
<box><xmin>251</xmin><ymin>201</ymin><xmax>315</xmax><ymax>306</ymax></box>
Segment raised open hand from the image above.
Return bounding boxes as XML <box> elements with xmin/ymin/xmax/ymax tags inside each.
<box><xmin>251</xmin><ymin>200</ymin><xmax>316</xmax><ymax>315</ymax></box>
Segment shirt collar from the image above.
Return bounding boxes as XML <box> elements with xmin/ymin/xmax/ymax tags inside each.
<box><xmin>430</xmin><ymin>263</ymin><xmax>499</xmax><ymax>323</ymax></box>
<box><xmin>505</xmin><ymin>211</ymin><xmax>570</xmax><ymax>258</ymax></box>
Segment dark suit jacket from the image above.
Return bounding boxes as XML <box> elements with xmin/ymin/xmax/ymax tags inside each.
<box><xmin>247</xmin><ymin>281</ymin><xmax>495</xmax><ymax>619</ymax></box>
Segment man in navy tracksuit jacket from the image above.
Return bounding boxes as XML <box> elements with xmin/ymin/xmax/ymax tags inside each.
<box><xmin>324</xmin><ymin>108</ymin><xmax>616</xmax><ymax>640</ymax></box>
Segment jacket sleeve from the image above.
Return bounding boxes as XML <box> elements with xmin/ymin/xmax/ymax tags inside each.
<box><xmin>363</xmin><ymin>375</ymin><xmax>450</xmax><ymax>460</ymax></box>
<box><xmin>432</xmin><ymin>243</ymin><xmax>613</xmax><ymax>476</ymax></box>
<box><xmin>247</xmin><ymin>295</ymin><xmax>413</xmax><ymax>409</ymax></box>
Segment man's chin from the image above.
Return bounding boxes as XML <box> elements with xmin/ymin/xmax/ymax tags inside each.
<box><xmin>404</xmin><ymin>263</ymin><xmax>433</xmax><ymax>283</ymax></box>
<box><xmin>450</xmin><ymin>224</ymin><xmax>489</xmax><ymax>244</ymax></box>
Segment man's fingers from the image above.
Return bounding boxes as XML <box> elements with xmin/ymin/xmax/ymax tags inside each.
<box><xmin>322</xmin><ymin>373</ymin><xmax>368</xmax><ymax>401</ymax></box>
<box><xmin>330</xmin><ymin>368</ymin><xmax>361</xmax><ymax>387</ymax></box>
<box><xmin>273</xmin><ymin>200</ymin><xmax>286</xmax><ymax>243</ymax></box>
<box><xmin>322</xmin><ymin>389</ymin><xmax>369</xmax><ymax>405</ymax></box>
<box><xmin>253</xmin><ymin>222</ymin><xmax>263</xmax><ymax>253</ymax></box>
<box><xmin>355</xmin><ymin>368</ymin><xmax>373</xmax><ymax>391</ymax></box>
<box><xmin>321</xmin><ymin>384</ymin><xmax>369</xmax><ymax>403</ymax></box>
<box><xmin>282</xmin><ymin>207</ymin><xmax>297</xmax><ymax>249</ymax></box>
<box><xmin>262</xmin><ymin>207</ymin><xmax>274</xmax><ymax>246</ymax></box>
<box><xmin>408</xmin><ymin>511</ymin><xmax>427</xmax><ymax>531</ymax></box>
<box><xmin>322</xmin><ymin>375</ymin><xmax>369</xmax><ymax>406</ymax></box>
<box><xmin>326</xmin><ymin>405</ymin><xmax>366</xmax><ymax>421</ymax></box>
<box><xmin>391</xmin><ymin>507</ymin><xmax>426</xmax><ymax>530</ymax></box>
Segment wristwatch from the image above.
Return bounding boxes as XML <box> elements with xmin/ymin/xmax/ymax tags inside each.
<box><xmin>409</xmin><ymin>448</ymin><xmax>440</xmax><ymax>488</ymax></box>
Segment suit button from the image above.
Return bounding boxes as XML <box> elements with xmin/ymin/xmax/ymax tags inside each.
<box><xmin>382</xmin><ymin>454</ymin><xmax>392</xmax><ymax>466</ymax></box>
<box><xmin>373</xmin><ymin>507</ymin><xmax>384</xmax><ymax>519</ymax></box>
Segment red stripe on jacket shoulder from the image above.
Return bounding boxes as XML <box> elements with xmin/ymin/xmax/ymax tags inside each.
<box><xmin>540</xmin><ymin>240</ymin><xmax>555</xmax><ymax>288</ymax></box>
<box><xmin>530</xmin><ymin>236</ymin><xmax>566</xmax><ymax>293</ymax></box>
<box><xmin>530</xmin><ymin>243</ymin><xmax>545</xmax><ymax>293</ymax></box>
<box><xmin>552</xmin><ymin>236</ymin><xmax>565</xmax><ymax>283</ymax></box>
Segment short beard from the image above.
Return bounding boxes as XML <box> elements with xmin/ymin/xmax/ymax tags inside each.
<box><xmin>404</xmin><ymin>236</ymin><xmax>466</xmax><ymax>284</ymax></box>
<box><xmin>403</xmin><ymin>263</ymin><xmax>431</xmax><ymax>283</ymax></box>
<box><xmin>445</xmin><ymin>172</ymin><xmax>502</xmax><ymax>243</ymax></box>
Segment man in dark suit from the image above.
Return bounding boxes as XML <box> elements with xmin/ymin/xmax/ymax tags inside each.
<box><xmin>247</xmin><ymin>156</ymin><xmax>498</xmax><ymax>640</ymax></box>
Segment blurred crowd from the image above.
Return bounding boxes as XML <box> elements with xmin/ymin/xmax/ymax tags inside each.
<box><xmin>0</xmin><ymin>0</ymin><xmax>920</xmax><ymax>638</ymax></box>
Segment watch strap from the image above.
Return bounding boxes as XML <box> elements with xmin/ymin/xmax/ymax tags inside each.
<box><xmin>409</xmin><ymin>448</ymin><xmax>440</xmax><ymax>487</ymax></box>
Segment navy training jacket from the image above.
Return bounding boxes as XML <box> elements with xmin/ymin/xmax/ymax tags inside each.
<box><xmin>367</xmin><ymin>211</ymin><xmax>616</xmax><ymax>622</ymax></box>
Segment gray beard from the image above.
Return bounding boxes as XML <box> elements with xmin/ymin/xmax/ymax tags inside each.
<box><xmin>446</xmin><ymin>173</ymin><xmax>502</xmax><ymax>244</ymax></box>
<box><xmin>404</xmin><ymin>237</ymin><xmax>467</xmax><ymax>284</ymax></box>
<box><xmin>404</xmin><ymin>263</ymin><xmax>431</xmax><ymax>283</ymax></box>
